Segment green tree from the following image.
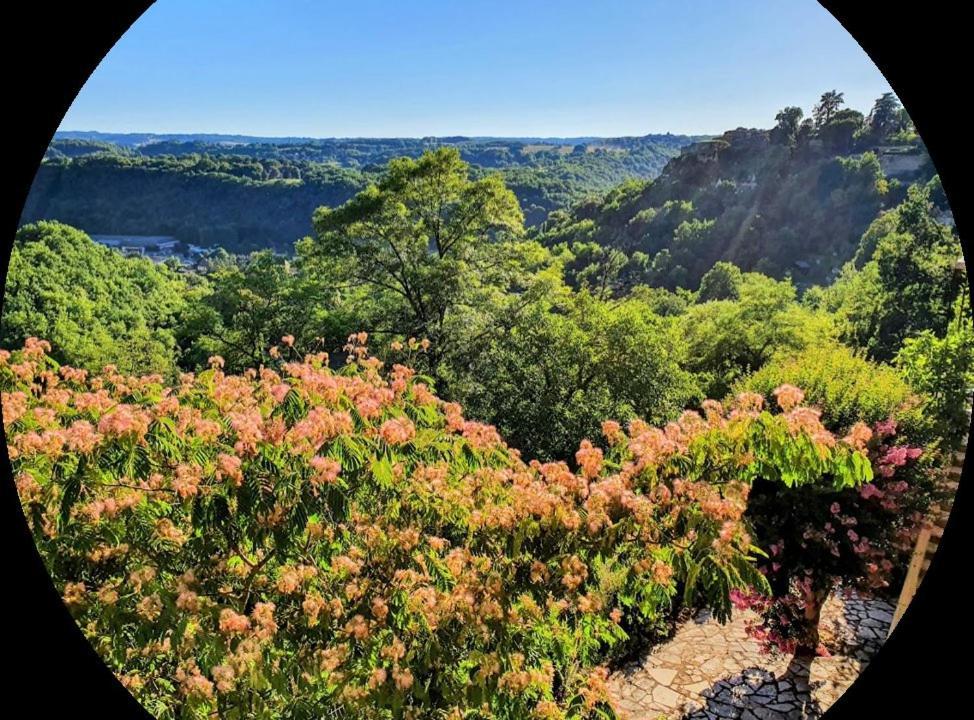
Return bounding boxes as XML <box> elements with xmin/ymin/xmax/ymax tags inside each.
<box><xmin>696</xmin><ymin>261</ymin><xmax>743</xmax><ymax>302</ymax></box>
<box><xmin>813</xmin><ymin>90</ymin><xmax>845</xmax><ymax>126</ymax></box>
<box><xmin>176</xmin><ymin>247</ymin><xmax>360</xmax><ymax>371</ymax></box>
<box><xmin>680</xmin><ymin>273</ymin><xmax>833</xmax><ymax>398</ymax></box>
<box><xmin>560</xmin><ymin>242</ymin><xmax>650</xmax><ymax>298</ymax></box>
<box><xmin>896</xmin><ymin>320</ymin><xmax>974</xmax><ymax>449</ymax></box>
<box><xmin>1</xmin><ymin>221</ymin><xmax>189</xmax><ymax>376</ymax></box>
<box><xmin>771</xmin><ymin>106</ymin><xmax>804</xmax><ymax>146</ymax></box>
<box><xmin>446</xmin><ymin>289</ymin><xmax>699</xmax><ymax>461</ymax></box>
<box><xmin>824</xmin><ymin>184</ymin><xmax>965</xmax><ymax>360</ymax></box>
<box><xmin>867</xmin><ymin>92</ymin><xmax>907</xmax><ymax>139</ymax></box>
<box><xmin>817</xmin><ymin>109</ymin><xmax>864</xmax><ymax>153</ymax></box>
<box><xmin>312</xmin><ymin>148</ymin><xmax>524</xmax><ymax>369</ymax></box>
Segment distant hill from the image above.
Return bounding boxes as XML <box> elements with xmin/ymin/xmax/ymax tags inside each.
<box><xmin>54</xmin><ymin>130</ymin><xmax>701</xmax><ymax>149</ymax></box>
<box><xmin>24</xmin><ymin>132</ymin><xmax>703</xmax><ymax>250</ymax></box>
<box><xmin>22</xmin><ymin>153</ymin><xmax>365</xmax><ymax>254</ymax></box>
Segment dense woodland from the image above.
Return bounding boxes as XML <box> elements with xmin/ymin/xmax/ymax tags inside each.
<box><xmin>25</xmin><ymin>133</ymin><xmax>698</xmax><ymax>250</ymax></box>
<box><xmin>3</xmin><ymin>91</ymin><xmax>972</xmax><ymax>719</ymax></box>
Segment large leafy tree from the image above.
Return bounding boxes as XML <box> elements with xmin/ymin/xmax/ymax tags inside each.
<box><xmin>445</xmin><ymin>289</ymin><xmax>700</xmax><ymax>461</ymax></box>
<box><xmin>770</xmin><ymin>106</ymin><xmax>805</xmax><ymax>146</ymax></box>
<box><xmin>696</xmin><ymin>261</ymin><xmax>743</xmax><ymax>303</ymax></box>
<box><xmin>867</xmin><ymin>92</ymin><xmax>907</xmax><ymax>139</ymax></box>
<box><xmin>311</xmin><ymin>148</ymin><xmax>525</xmax><ymax>369</ymax></box>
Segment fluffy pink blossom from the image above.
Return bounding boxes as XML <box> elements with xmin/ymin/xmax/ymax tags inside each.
<box><xmin>379</xmin><ymin>417</ymin><xmax>415</xmax><ymax>445</ymax></box>
<box><xmin>773</xmin><ymin>384</ymin><xmax>805</xmax><ymax>411</ymax></box>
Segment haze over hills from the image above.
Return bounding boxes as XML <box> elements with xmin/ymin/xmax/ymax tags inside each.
<box><xmin>55</xmin><ymin>130</ymin><xmax>702</xmax><ymax>147</ymax></box>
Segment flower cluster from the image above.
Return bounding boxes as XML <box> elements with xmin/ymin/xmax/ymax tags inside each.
<box><xmin>2</xmin><ymin>340</ymin><xmax>872</xmax><ymax>719</ymax></box>
<box><xmin>739</xmin><ymin>414</ymin><xmax>938</xmax><ymax>655</ymax></box>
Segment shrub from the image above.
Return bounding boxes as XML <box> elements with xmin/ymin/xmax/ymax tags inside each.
<box><xmin>738</xmin><ymin>342</ymin><xmax>923</xmax><ymax>436</ymax></box>
<box><xmin>735</xmin><ymin>412</ymin><xmax>939</xmax><ymax>656</ymax></box>
<box><xmin>896</xmin><ymin>322</ymin><xmax>974</xmax><ymax>450</ymax></box>
<box><xmin>1</xmin><ymin>222</ymin><xmax>190</xmax><ymax>376</ymax></box>
<box><xmin>2</xmin><ymin>337</ymin><xmax>870</xmax><ymax>719</ymax></box>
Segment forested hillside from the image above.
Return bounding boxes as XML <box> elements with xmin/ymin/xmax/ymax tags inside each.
<box><xmin>23</xmin><ymin>133</ymin><xmax>699</xmax><ymax>251</ymax></box>
<box><xmin>23</xmin><ymin>154</ymin><xmax>365</xmax><ymax>253</ymax></box>
<box><xmin>539</xmin><ymin>93</ymin><xmax>941</xmax><ymax>289</ymax></box>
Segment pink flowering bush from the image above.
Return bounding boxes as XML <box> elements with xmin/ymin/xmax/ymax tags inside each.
<box><xmin>2</xmin><ymin>337</ymin><xmax>871</xmax><ymax>719</ymax></box>
<box><xmin>733</xmin><ymin>387</ymin><xmax>939</xmax><ymax>656</ymax></box>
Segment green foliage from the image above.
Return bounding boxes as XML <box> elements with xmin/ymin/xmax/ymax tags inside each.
<box><xmin>175</xmin><ymin>248</ymin><xmax>361</xmax><ymax>372</ymax></box>
<box><xmin>1</xmin><ymin>222</ymin><xmax>190</xmax><ymax>376</ymax></box>
<box><xmin>822</xmin><ymin>183</ymin><xmax>965</xmax><ymax>361</ymax></box>
<box><xmin>312</xmin><ymin>148</ymin><xmax>526</xmax><ymax>369</ymax></box>
<box><xmin>557</xmin><ymin>242</ymin><xmax>651</xmax><ymax>298</ymax></box>
<box><xmin>867</xmin><ymin>92</ymin><xmax>908</xmax><ymax>140</ymax></box>
<box><xmin>739</xmin><ymin>342</ymin><xmax>919</xmax><ymax>435</ymax></box>
<box><xmin>771</xmin><ymin>107</ymin><xmax>804</xmax><ymax>146</ymax></box>
<box><xmin>696</xmin><ymin>261</ymin><xmax>743</xmax><ymax>302</ymax></box>
<box><xmin>444</xmin><ymin>289</ymin><xmax>700</xmax><ymax>461</ymax></box>
<box><xmin>896</xmin><ymin>321</ymin><xmax>974</xmax><ymax>449</ymax></box>
<box><xmin>812</xmin><ymin>90</ymin><xmax>845</xmax><ymax>127</ymax></box>
<box><xmin>679</xmin><ymin>273</ymin><xmax>833</xmax><ymax>399</ymax></box>
<box><xmin>5</xmin><ymin>92</ymin><xmax>967</xmax><ymax>689</ymax></box>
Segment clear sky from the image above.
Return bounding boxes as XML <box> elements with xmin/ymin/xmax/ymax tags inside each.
<box><xmin>59</xmin><ymin>0</ymin><xmax>894</xmax><ymax>138</ymax></box>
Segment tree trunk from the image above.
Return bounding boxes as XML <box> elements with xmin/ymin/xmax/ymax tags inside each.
<box><xmin>795</xmin><ymin>586</ymin><xmax>830</xmax><ymax>657</ymax></box>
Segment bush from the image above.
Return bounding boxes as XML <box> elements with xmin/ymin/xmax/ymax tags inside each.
<box><xmin>3</xmin><ymin>336</ymin><xmax>870</xmax><ymax>719</ymax></box>
<box><xmin>1</xmin><ymin>222</ymin><xmax>190</xmax><ymax>376</ymax></box>
<box><xmin>896</xmin><ymin>323</ymin><xmax>974</xmax><ymax>450</ymax></box>
<box><xmin>738</xmin><ymin>342</ymin><xmax>923</xmax><ymax>436</ymax></box>
<box><xmin>735</xmin><ymin>410</ymin><xmax>939</xmax><ymax>655</ymax></box>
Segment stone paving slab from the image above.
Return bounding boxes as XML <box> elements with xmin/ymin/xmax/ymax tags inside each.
<box><xmin>609</xmin><ymin>589</ymin><xmax>894</xmax><ymax>720</ymax></box>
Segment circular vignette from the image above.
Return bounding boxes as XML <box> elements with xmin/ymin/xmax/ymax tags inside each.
<box><xmin>2</xmin><ymin>4</ymin><xmax>971</xmax><ymax>720</ymax></box>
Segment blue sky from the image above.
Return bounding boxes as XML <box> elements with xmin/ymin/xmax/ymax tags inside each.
<box><xmin>59</xmin><ymin>0</ymin><xmax>894</xmax><ymax>138</ymax></box>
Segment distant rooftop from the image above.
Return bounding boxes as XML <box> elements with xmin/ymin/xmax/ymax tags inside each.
<box><xmin>91</xmin><ymin>234</ymin><xmax>178</xmax><ymax>248</ymax></box>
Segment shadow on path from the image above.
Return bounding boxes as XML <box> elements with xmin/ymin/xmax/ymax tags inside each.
<box><xmin>680</xmin><ymin>656</ymin><xmax>824</xmax><ymax>720</ymax></box>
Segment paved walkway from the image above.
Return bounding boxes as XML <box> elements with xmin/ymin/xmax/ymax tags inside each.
<box><xmin>608</xmin><ymin>589</ymin><xmax>894</xmax><ymax>720</ymax></box>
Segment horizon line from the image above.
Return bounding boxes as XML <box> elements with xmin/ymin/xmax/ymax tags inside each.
<box><xmin>54</xmin><ymin>128</ymin><xmax>727</xmax><ymax>142</ymax></box>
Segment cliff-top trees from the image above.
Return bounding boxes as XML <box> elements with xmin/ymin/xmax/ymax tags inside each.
<box><xmin>813</xmin><ymin>90</ymin><xmax>845</xmax><ymax>127</ymax></box>
<box><xmin>867</xmin><ymin>92</ymin><xmax>907</xmax><ymax>140</ymax></box>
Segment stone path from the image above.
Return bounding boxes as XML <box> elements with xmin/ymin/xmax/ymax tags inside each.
<box><xmin>609</xmin><ymin>588</ymin><xmax>894</xmax><ymax>720</ymax></box>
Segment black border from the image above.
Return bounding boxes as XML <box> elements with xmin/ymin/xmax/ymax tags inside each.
<box><xmin>4</xmin><ymin>4</ymin><xmax>156</xmax><ymax>717</ymax></box>
<box><xmin>1</xmin><ymin>1</ymin><xmax>969</xmax><ymax>717</ymax></box>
